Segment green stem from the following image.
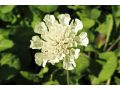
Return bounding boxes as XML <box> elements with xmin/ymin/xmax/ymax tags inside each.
<box><xmin>66</xmin><ymin>70</ymin><xmax>70</xmax><ymax>85</ymax></box>
<box><xmin>107</xmin><ymin>36</ymin><xmax>120</xmax><ymax>51</ymax></box>
<box><xmin>106</xmin><ymin>78</ymin><xmax>111</xmax><ymax>85</ymax></box>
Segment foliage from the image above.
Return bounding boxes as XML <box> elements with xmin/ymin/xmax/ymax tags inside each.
<box><xmin>0</xmin><ymin>5</ymin><xmax>120</xmax><ymax>85</ymax></box>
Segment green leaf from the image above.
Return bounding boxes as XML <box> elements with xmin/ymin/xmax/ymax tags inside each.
<box><xmin>76</xmin><ymin>7</ymin><xmax>101</xmax><ymax>20</ymax></box>
<box><xmin>0</xmin><ymin>5</ymin><xmax>15</xmax><ymax>13</ymax></box>
<box><xmin>0</xmin><ymin>53</ymin><xmax>21</xmax><ymax>70</ymax></box>
<box><xmin>104</xmin><ymin>15</ymin><xmax>113</xmax><ymax>49</ymax></box>
<box><xmin>72</xmin><ymin>53</ymin><xmax>89</xmax><ymax>84</ymax></box>
<box><xmin>67</xmin><ymin>5</ymin><xmax>81</xmax><ymax>10</ymax></box>
<box><xmin>29</xmin><ymin>6</ymin><xmax>42</xmax><ymax>28</ymax></box>
<box><xmin>0</xmin><ymin>35</ymin><xmax>14</xmax><ymax>52</ymax></box>
<box><xmin>85</xmin><ymin>44</ymin><xmax>98</xmax><ymax>53</ymax></box>
<box><xmin>38</xmin><ymin>67</ymin><xmax>49</xmax><ymax>78</ymax></box>
<box><xmin>0</xmin><ymin>53</ymin><xmax>21</xmax><ymax>80</ymax></box>
<box><xmin>115</xmin><ymin>77</ymin><xmax>120</xmax><ymax>85</ymax></box>
<box><xmin>0</xmin><ymin>6</ymin><xmax>16</xmax><ymax>23</ymax></box>
<box><xmin>0</xmin><ymin>29</ymin><xmax>10</xmax><ymax>38</ymax></box>
<box><xmin>116</xmin><ymin>59</ymin><xmax>120</xmax><ymax>72</ymax></box>
<box><xmin>82</xmin><ymin>18</ymin><xmax>95</xmax><ymax>29</ymax></box>
<box><xmin>33</xmin><ymin>5</ymin><xmax>58</xmax><ymax>13</ymax></box>
<box><xmin>115</xmin><ymin>46</ymin><xmax>120</xmax><ymax>57</ymax></box>
<box><xmin>43</xmin><ymin>80</ymin><xmax>59</xmax><ymax>85</ymax></box>
<box><xmin>87</xmin><ymin>30</ymin><xmax>95</xmax><ymax>43</ymax></box>
<box><xmin>114</xmin><ymin>18</ymin><xmax>120</xmax><ymax>29</ymax></box>
<box><xmin>77</xmin><ymin>10</ymin><xmax>95</xmax><ymax>29</ymax></box>
<box><xmin>96</xmin><ymin>14</ymin><xmax>113</xmax><ymax>35</ymax></box>
<box><xmin>31</xmin><ymin>13</ymin><xmax>41</xmax><ymax>28</ymax></box>
<box><xmin>112</xmin><ymin>6</ymin><xmax>120</xmax><ymax>28</ymax></box>
<box><xmin>0</xmin><ymin>12</ymin><xmax>17</xmax><ymax>23</ymax></box>
<box><xmin>112</xmin><ymin>6</ymin><xmax>120</xmax><ymax>17</ymax></box>
<box><xmin>20</xmin><ymin>71</ymin><xmax>40</xmax><ymax>82</ymax></box>
<box><xmin>91</xmin><ymin>9</ymin><xmax>101</xmax><ymax>20</ymax></box>
<box><xmin>93</xmin><ymin>52</ymin><xmax>117</xmax><ymax>84</ymax></box>
<box><xmin>96</xmin><ymin>14</ymin><xmax>113</xmax><ymax>49</ymax></box>
<box><xmin>75</xmin><ymin>53</ymin><xmax>89</xmax><ymax>74</ymax></box>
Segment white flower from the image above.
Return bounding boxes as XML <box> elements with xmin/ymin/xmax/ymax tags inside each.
<box><xmin>30</xmin><ymin>14</ymin><xmax>89</xmax><ymax>70</ymax></box>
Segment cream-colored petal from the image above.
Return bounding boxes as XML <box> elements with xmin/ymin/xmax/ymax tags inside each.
<box><xmin>71</xmin><ymin>19</ymin><xmax>83</xmax><ymax>33</ymax></box>
<box><xmin>34</xmin><ymin>22</ymin><xmax>48</xmax><ymax>34</ymax></box>
<box><xmin>74</xmin><ymin>49</ymin><xmax>80</xmax><ymax>59</ymax></box>
<box><xmin>72</xmin><ymin>41</ymin><xmax>78</xmax><ymax>47</ymax></box>
<box><xmin>35</xmin><ymin>53</ymin><xmax>48</xmax><ymax>66</ymax></box>
<box><xmin>42</xmin><ymin>59</ymin><xmax>48</xmax><ymax>67</ymax></box>
<box><xmin>49</xmin><ymin>57</ymin><xmax>60</xmax><ymax>65</ymax></box>
<box><xmin>57</xmin><ymin>14</ymin><xmax>71</xmax><ymax>26</ymax></box>
<box><xmin>63</xmin><ymin>55</ymin><xmax>76</xmax><ymax>70</ymax></box>
<box><xmin>59</xmin><ymin>53</ymin><xmax>65</xmax><ymax>60</ymax></box>
<box><xmin>75</xmin><ymin>32</ymin><xmax>89</xmax><ymax>46</ymax></box>
<box><xmin>30</xmin><ymin>36</ymin><xmax>44</xmax><ymax>49</ymax></box>
<box><xmin>43</xmin><ymin>15</ymin><xmax>58</xmax><ymax>28</ymax></box>
<box><xmin>79</xmin><ymin>32</ymin><xmax>89</xmax><ymax>46</ymax></box>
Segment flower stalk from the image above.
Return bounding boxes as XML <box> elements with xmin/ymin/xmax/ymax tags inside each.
<box><xmin>67</xmin><ymin>70</ymin><xmax>70</xmax><ymax>85</ymax></box>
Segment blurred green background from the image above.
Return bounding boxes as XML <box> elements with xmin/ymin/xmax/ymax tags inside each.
<box><xmin>0</xmin><ymin>5</ymin><xmax>120</xmax><ymax>85</ymax></box>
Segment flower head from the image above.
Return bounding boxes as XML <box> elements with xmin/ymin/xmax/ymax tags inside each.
<box><xmin>30</xmin><ymin>14</ymin><xmax>89</xmax><ymax>70</ymax></box>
